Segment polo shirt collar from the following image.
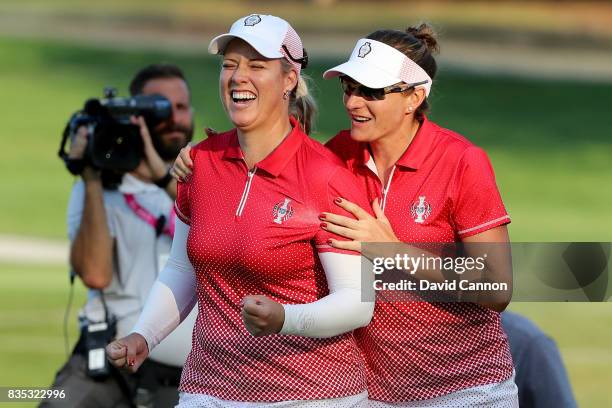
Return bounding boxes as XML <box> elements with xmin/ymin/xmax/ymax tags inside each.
<box><xmin>222</xmin><ymin>116</ymin><xmax>305</xmax><ymax>177</ymax></box>
<box><xmin>356</xmin><ymin>116</ymin><xmax>435</xmax><ymax>171</ymax></box>
<box><xmin>222</xmin><ymin>129</ymin><xmax>243</xmax><ymax>161</ymax></box>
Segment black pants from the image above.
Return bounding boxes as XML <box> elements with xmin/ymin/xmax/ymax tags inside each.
<box><xmin>39</xmin><ymin>340</ymin><xmax>182</xmax><ymax>408</ymax></box>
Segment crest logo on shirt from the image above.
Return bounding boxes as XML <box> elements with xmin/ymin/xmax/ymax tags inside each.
<box><xmin>244</xmin><ymin>14</ymin><xmax>262</xmax><ymax>26</ymax></box>
<box><xmin>410</xmin><ymin>196</ymin><xmax>431</xmax><ymax>224</ymax></box>
<box><xmin>358</xmin><ymin>42</ymin><xmax>372</xmax><ymax>58</ymax></box>
<box><xmin>273</xmin><ymin>198</ymin><xmax>294</xmax><ymax>224</ymax></box>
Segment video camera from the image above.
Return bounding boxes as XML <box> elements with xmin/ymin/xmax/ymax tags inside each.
<box><xmin>59</xmin><ymin>87</ymin><xmax>171</xmax><ymax>175</ymax></box>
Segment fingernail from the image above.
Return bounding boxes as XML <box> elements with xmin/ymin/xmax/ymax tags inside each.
<box><xmin>320</xmin><ymin>222</ymin><xmax>327</xmax><ymax>230</ymax></box>
<box><xmin>128</xmin><ymin>359</ymin><xmax>135</xmax><ymax>367</ymax></box>
<box><xmin>318</xmin><ymin>214</ymin><xmax>326</xmax><ymax>221</ymax></box>
<box><xmin>334</xmin><ymin>197</ymin><xmax>343</xmax><ymax>204</ymax></box>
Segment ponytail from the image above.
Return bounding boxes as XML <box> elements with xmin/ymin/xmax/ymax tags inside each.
<box><xmin>281</xmin><ymin>60</ymin><xmax>317</xmax><ymax>134</ymax></box>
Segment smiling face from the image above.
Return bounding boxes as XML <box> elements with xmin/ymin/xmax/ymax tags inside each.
<box><xmin>342</xmin><ymin>77</ymin><xmax>423</xmax><ymax>143</ymax></box>
<box><xmin>220</xmin><ymin>39</ymin><xmax>297</xmax><ymax>133</ymax></box>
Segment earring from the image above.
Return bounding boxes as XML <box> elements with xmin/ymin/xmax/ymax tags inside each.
<box><xmin>283</xmin><ymin>90</ymin><xmax>290</xmax><ymax>100</ymax></box>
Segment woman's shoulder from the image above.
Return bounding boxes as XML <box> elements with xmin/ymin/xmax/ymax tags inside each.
<box><xmin>427</xmin><ymin>119</ymin><xmax>478</xmax><ymax>154</ymax></box>
<box><xmin>191</xmin><ymin>128</ymin><xmax>237</xmax><ymax>156</ymax></box>
<box><xmin>298</xmin><ymin>134</ymin><xmax>361</xmax><ymax>187</ymax></box>
<box><xmin>299</xmin><ymin>134</ymin><xmax>365</xmax><ymax>201</ymax></box>
<box><xmin>323</xmin><ymin>130</ymin><xmax>359</xmax><ymax>163</ymax></box>
<box><xmin>301</xmin><ymin>133</ymin><xmax>347</xmax><ymax>169</ymax></box>
<box><xmin>424</xmin><ymin>121</ymin><xmax>496</xmax><ymax>176</ymax></box>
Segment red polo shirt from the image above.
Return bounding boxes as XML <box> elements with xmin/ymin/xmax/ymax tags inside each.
<box><xmin>174</xmin><ymin>118</ymin><xmax>369</xmax><ymax>401</ymax></box>
<box><xmin>326</xmin><ymin>117</ymin><xmax>514</xmax><ymax>401</ymax></box>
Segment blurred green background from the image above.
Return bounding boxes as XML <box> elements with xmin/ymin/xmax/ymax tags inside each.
<box><xmin>1</xmin><ymin>1</ymin><xmax>611</xmax><ymax>407</ymax></box>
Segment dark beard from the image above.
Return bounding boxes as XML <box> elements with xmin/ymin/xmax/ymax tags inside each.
<box><xmin>151</xmin><ymin>122</ymin><xmax>194</xmax><ymax>161</ymax></box>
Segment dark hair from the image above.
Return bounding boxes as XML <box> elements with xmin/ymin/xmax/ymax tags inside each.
<box><xmin>129</xmin><ymin>64</ymin><xmax>189</xmax><ymax>96</ymax></box>
<box><xmin>367</xmin><ymin>23</ymin><xmax>439</xmax><ymax>120</ymax></box>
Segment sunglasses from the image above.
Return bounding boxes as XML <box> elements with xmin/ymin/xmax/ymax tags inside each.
<box><xmin>340</xmin><ymin>76</ymin><xmax>428</xmax><ymax>101</ymax></box>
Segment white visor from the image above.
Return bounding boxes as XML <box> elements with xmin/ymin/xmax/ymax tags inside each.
<box><xmin>323</xmin><ymin>38</ymin><xmax>432</xmax><ymax>96</ymax></box>
<box><xmin>208</xmin><ymin>14</ymin><xmax>305</xmax><ymax>74</ymax></box>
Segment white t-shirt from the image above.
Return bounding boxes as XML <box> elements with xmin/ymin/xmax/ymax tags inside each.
<box><xmin>67</xmin><ymin>173</ymin><xmax>196</xmax><ymax>366</ymax></box>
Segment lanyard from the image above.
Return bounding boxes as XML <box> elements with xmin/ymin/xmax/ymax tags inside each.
<box><xmin>123</xmin><ymin>193</ymin><xmax>175</xmax><ymax>238</ymax></box>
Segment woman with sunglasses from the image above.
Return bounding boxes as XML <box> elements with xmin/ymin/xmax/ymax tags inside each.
<box><xmin>319</xmin><ymin>25</ymin><xmax>518</xmax><ymax>407</ymax></box>
<box><xmin>107</xmin><ymin>14</ymin><xmax>375</xmax><ymax>407</ymax></box>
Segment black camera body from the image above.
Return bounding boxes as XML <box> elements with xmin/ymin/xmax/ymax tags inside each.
<box><xmin>59</xmin><ymin>87</ymin><xmax>172</xmax><ymax>175</ymax></box>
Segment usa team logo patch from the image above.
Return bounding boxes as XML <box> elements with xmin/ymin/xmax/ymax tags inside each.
<box><xmin>273</xmin><ymin>198</ymin><xmax>294</xmax><ymax>224</ymax></box>
<box><xmin>244</xmin><ymin>15</ymin><xmax>262</xmax><ymax>26</ymax></box>
<box><xmin>410</xmin><ymin>196</ymin><xmax>431</xmax><ymax>224</ymax></box>
<box><xmin>358</xmin><ymin>42</ymin><xmax>372</xmax><ymax>58</ymax></box>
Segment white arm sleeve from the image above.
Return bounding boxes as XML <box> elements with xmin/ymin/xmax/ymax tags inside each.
<box><xmin>131</xmin><ymin>219</ymin><xmax>197</xmax><ymax>351</ymax></box>
<box><xmin>279</xmin><ymin>252</ymin><xmax>374</xmax><ymax>338</ymax></box>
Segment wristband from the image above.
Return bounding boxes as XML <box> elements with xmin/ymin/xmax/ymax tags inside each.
<box><xmin>154</xmin><ymin>170</ymin><xmax>173</xmax><ymax>189</ymax></box>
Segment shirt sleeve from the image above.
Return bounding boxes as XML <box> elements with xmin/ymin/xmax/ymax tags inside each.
<box><xmin>314</xmin><ymin>167</ymin><xmax>373</xmax><ymax>255</ymax></box>
<box><xmin>66</xmin><ymin>180</ymin><xmax>117</xmax><ymax>240</ymax></box>
<box><xmin>174</xmin><ymin>181</ymin><xmax>191</xmax><ymax>225</ymax></box>
<box><xmin>174</xmin><ymin>147</ymin><xmax>197</xmax><ymax>225</ymax></box>
<box><xmin>451</xmin><ymin>147</ymin><xmax>510</xmax><ymax>238</ymax></box>
<box><xmin>280</xmin><ymin>252</ymin><xmax>374</xmax><ymax>338</ymax></box>
<box><xmin>131</xmin><ymin>218</ymin><xmax>198</xmax><ymax>351</ymax></box>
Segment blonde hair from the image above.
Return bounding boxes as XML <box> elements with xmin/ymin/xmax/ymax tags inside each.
<box><xmin>281</xmin><ymin>60</ymin><xmax>317</xmax><ymax>134</ymax></box>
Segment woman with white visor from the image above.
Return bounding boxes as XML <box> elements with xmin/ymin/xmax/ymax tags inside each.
<box><xmin>320</xmin><ymin>25</ymin><xmax>519</xmax><ymax>407</ymax></box>
<box><xmin>106</xmin><ymin>14</ymin><xmax>375</xmax><ymax>407</ymax></box>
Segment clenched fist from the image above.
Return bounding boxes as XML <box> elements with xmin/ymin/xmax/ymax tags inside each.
<box><xmin>241</xmin><ymin>295</ymin><xmax>285</xmax><ymax>337</ymax></box>
<box><xmin>105</xmin><ymin>333</ymin><xmax>149</xmax><ymax>373</ymax></box>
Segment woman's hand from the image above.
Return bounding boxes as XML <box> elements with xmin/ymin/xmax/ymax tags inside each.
<box><xmin>241</xmin><ymin>295</ymin><xmax>285</xmax><ymax>337</ymax></box>
<box><xmin>106</xmin><ymin>333</ymin><xmax>149</xmax><ymax>373</ymax></box>
<box><xmin>321</xmin><ymin>197</ymin><xmax>400</xmax><ymax>252</ymax></box>
<box><xmin>170</xmin><ymin>128</ymin><xmax>218</xmax><ymax>181</ymax></box>
<box><xmin>170</xmin><ymin>145</ymin><xmax>193</xmax><ymax>181</ymax></box>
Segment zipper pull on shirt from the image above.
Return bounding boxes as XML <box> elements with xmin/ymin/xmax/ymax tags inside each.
<box><xmin>236</xmin><ymin>167</ymin><xmax>257</xmax><ymax>217</ymax></box>
<box><xmin>380</xmin><ymin>165</ymin><xmax>397</xmax><ymax>212</ymax></box>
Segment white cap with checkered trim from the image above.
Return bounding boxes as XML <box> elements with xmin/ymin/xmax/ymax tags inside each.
<box><xmin>323</xmin><ymin>38</ymin><xmax>432</xmax><ymax>96</ymax></box>
<box><xmin>208</xmin><ymin>14</ymin><xmax>306</xmax><ymax>74</ymax></box>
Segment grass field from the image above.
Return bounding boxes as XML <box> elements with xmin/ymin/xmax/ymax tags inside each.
<box><xmin>0</xmin><ymin>33</ymin><xmax>611</xmax><ymax>407</ymax></box>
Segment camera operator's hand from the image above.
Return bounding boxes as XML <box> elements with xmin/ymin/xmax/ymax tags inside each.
<box><xmin>68</xmin><ymin>126</ymin><xmax>100</xmax><ymax>182</ymax></box>
<box><xmin>131</xmin><ymin>116</ymin><xmax>168</xmax><ymax>181</ymax></box>
<box><xmin>68</xmin><ymin>125</ymin><xmax>89</xmax><ymax>160</ymax></box>
<box><xmin>131</xmin><ymin>116</ymin><xmax>176</xmax><ymax>199</ymax></box>
<box><xmin>106</xmin><ymin>332</ymin><xmax>149</xmax><ymax>374</ymax></box>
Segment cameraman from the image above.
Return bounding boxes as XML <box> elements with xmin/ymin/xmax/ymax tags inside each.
<box><xmin>42</xmin><ymin>64</ymin><xmax>197</xmax><ymax>408</ymax></box>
